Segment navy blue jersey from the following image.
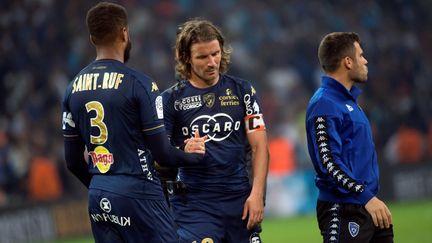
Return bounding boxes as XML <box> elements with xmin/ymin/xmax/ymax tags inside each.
<box><xmin>62</xmin><ymin>59</ymin><xmax>165</xmax><ymax>200</ymax></box>
<box><xmin>161</xmin><ymin>74</ymin><xmax>265</xmax><ymax>193</ymax></box>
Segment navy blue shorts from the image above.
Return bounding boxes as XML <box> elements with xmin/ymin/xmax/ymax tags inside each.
<box><xmin>169</xmin><ymin>189</ymin><xmax>261</xmax><ymax>243</ymax></box>
<box><xmin>88</xmin><ymin>189</ymin><xmax>178</xmax><ymax>243</ymax></box>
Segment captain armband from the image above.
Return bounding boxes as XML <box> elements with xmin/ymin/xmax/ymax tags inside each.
<box><xmin>244</xmin><ymin>114</ymin><xmax>266</xmax><ymax>133</ymax></box>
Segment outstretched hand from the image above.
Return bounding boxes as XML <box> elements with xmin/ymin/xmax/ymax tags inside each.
<box><xmin>184</xmin><ymin>131</ymin><xmax>207</xmax><ymax>155</ymax></box>
<box><xmin>365</xmin><ymin>196</ymin><xmax>392</xmax><ymax>229</ymax></box>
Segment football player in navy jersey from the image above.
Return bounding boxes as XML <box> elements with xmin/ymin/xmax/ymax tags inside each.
<box><xmin>61</xmin><ymin>3</ymin><xmax>205</xmax><ymax>242</ymax></box>
<box><xmin>161</xmin><ymin>19</ymin><xmax>269</xmax><ymax>242</ymax></box>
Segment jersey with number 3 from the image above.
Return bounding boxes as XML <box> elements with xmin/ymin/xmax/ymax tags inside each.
<box><xmin>62</xmin><ymin>59</ymin><xmax>165</xmax><ymax>200</ymax></box>
<box><xmin>162</xmin><ymin>74</ymin><xmax>266</xmax><ymax>193</ymax></box>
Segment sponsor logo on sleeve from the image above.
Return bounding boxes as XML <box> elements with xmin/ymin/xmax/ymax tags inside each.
<box><xmin>244</xmin><ymin>94</ymin><xmax>260</xmax><ymax>115</ymax></box>
<box><xmin>62</xmin><ymin>112</ymin><xmax>76</xmax><ymax>129</ymax></box>
<box><xmin>155</xmin><ymin>96</ymin><xmax>164</xmax><ymax>119</ymax></box>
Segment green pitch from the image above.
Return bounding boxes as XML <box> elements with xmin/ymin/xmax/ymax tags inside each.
<box><xmin>52</xmin><ymin>200</ymin><xmax>432</xmax><ymax>243</ymax></box>
<box><xmin>261</xmin><ymin>200</ymin><xmax>432</xmax><ymax>242</ymax></box>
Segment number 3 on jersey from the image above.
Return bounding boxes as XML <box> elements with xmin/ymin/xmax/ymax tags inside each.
<box><xmin>85</xmin><ymin>101</ymin><xmax>108</xmax><ymax>145</ymax></box>
<box><xmin>192</xmin><ymin>238</ymin><xmax>214</xmax><ymax>243</ymax></box>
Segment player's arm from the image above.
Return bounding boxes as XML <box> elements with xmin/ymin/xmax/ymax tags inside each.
<box><xmin>62</xmin><ymin>92</ymin><xmax>92</xmax><ymax>188</ymax></box>
<box><xmin>242</xmin><ymin>119</ymin><xmax>269</xmax><ymax>230</ymax></box>
<box><xmin>143</xmin><ymin>128</ymin><xmax>204</xmax><ymax>167</ymax></box>
<box><xmin>307</xmin><ymin>107</ymin><xmax>373</xmax><ymax>203</ymax></box>
<box><xmin>63</xmin><ymin>135</ymin><xmax>92</xmax><ymax>188</ymax></box>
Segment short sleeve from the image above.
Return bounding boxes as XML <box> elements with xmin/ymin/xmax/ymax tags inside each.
<box><xmin>61</xmin><ymin>88</ymin><xmax>79</xmax><ymax>139</ymax></box>
<box><xmin>134</xmin><ymin>79</ymin><xmax>165</xmax><ymax>135</ymax></box>
<box><xmin>161</xmin><ymin>89</ymin><xmax>175</xmax><ymax>137</ymax></box>
<box><xmin>241</xmin><ymin>81</ymin><xmax>266</xmax><ymax>133</ymax></box>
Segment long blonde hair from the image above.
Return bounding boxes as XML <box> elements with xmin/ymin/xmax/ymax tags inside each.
<box><xmin>175</xmin><ymin>18</ymin><xmax>232</xmax><ymax>80</ymax></box>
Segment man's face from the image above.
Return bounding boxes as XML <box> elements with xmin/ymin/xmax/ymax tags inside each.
<box><xmin>189</xmin><ymin>39</ymin><xmax>221</xmax><ymax>85</ymax></box>
<box><xmin>124</xmin><ymin>39</ymin><xmax>132</xmax><ymax>63</ymax></box>
<box><xmin>350</xmin><ymin>41</ymin><xmax>368</xmax><ymax>83</ymax></box>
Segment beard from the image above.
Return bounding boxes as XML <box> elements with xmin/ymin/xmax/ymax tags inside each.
<box><xmin>351</xmin><ymin>64</ymin><xmax>368</xmax><ymax>83</ymax></box>
<box><xmin>124</xmin><ymin>40</ymin><xmax>132</xmax><ymax>63</ymax></box>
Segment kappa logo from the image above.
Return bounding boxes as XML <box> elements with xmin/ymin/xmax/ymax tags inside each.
<box><xmin>348</xmin><ymin>222</ymin><xmax>360</xmax><ymax>237</ymax></box>
<box><xmin>151</xmin><ymin>82</ymin><xmax>159</xmax><ymax>92</ymax></box>
<box><xmin>100</xmin><ymin>198</ymin><xmax>111</xmax><ymax>213</ymax></box>
<box><xmin>346</xmin><ymin>104</ymin><xmax>354</xmax><ymax>112</ymax></box>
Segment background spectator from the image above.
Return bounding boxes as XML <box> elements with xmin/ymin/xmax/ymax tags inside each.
<box><xmin>0</xmin><ymin>0</ymin><xmax>431</xmax><ymax>209</ymax></box>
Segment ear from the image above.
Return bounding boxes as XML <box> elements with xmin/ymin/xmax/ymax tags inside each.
<box><xmin>121</xmin><ymin>27</ymin><xmax>128</xmax><ymax>43</ymax></box>
<box><xmin>89</xmin><ymin>35</ymin><xmax>96</xmax><ymax>45</ymax></box>
<box><xmin>343</xmin><ymin>56</ymin><xmax>353</xmax><ymax>70</ymax></box>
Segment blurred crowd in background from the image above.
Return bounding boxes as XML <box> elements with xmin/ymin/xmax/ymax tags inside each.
<box><xmin>0</xmin><ymin>0</ymin><xmax>431</xmax><ymax>211</ymax></box>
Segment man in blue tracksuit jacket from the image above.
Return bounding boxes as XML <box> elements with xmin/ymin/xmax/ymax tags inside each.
<box><xmin>306</xmin><ymin>32</ymin><xmax>394</xmax><ymax>243</ymax></box>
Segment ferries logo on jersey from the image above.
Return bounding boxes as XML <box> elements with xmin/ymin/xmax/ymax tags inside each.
<box><xmin>203</xmin><ymin>93</ymin><xmax>215</xmax><ymax>108</ymax></box>
<box><xmin>89</xmin><ymin>146</ymin><xmax>114</xmax><ymax>173</ymax></box>
<box><xmin>182</xmin><ymin>113</ymin><xmax>241</xmax><ymax>142</ymax></box>
<box><xmin>174</xmin><ymin>95</ymin><xmax>202</xmax><ymax>111</ymax></box>
<box><xmin>219</xmin><ymin>88</ymin><xmax>240</xmax><ymax>106</ymax></box>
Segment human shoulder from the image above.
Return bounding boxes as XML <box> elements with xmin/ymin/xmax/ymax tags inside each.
<box><xmin>125</xmin><ymin>66</ymin><xmax>157</xmax><ymax>91</ymax></box>
<box><xmin>161</xmin><ymin>80</ymin><xmax>188</xmax><ymax>99</ymax></box>
<box><xmin>221</xmin><ymin>74</ymin><xmax>256</xmax><ymax>96</ymax></box>
<box><xmin>306</xmin><ymin>89</ymin><xmax>341</xmax><ymax>120</ymax></box>
<box><xmin>222</xmin><ymin>74</ymin><xmax>250</xmax><ymax>86</ymax></box>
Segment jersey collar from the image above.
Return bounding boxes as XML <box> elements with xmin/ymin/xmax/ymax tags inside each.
<box><xmin>321</xmin><ymin>76</ymin><xmax>362</xmax><ymax>101</ymax></box>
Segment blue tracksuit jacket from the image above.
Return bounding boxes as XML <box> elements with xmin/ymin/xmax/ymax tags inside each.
<box><xmin>305</xmin><ymin>76</ymin><xmax>379</xmax><ymax>205</ymax></box>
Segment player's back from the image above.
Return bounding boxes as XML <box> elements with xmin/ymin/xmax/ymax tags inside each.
<box><xmin>62</xmin><ymin>59</ymin><xmax>164</xmax><ymax>200</ymax></box>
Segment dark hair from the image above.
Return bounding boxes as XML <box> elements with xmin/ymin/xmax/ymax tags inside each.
<box><xmin>318</xmin><ymin>32</ymin><xmax>360</xmax><ymax>73</ymax></box>
<box><xmin>86</xmin><ymin>2</ymin><xmax>128</xmax><ymax>45</ymax></box>
<box><xmin>175</xmin><ymin>18</ymin><xmax>232</xmax><ymax>80</ymax></box>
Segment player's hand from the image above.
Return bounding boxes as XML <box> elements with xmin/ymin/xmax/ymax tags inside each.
<box><xmin>184</xmin><ymin>131</ymin><xmax>207</xmax><ymax>155</ymax></box>
<box><xmin>365</xmin><ymin>196</ymin><xmax>392</xmax><ymax>229</ymax></box>
<box><xmin>242</xmin><ymin>193</ymin><xmax>264</xmax><ymax>230</ymax></box>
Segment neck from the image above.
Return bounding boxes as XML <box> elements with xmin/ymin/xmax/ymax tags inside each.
<box><xmin>189</xmin><ymin>74</ymin><xmax>219</xmax><ymax>89</ymax></box>
<box><xmin>95</xmin><ymin>44</ymin><xmax>124</xmax><ymax>63</ymax></box>
<box><xmin>327</xmin><ymin>72</ymin><xmax>353</xmax><ymax>91</ymax></box>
